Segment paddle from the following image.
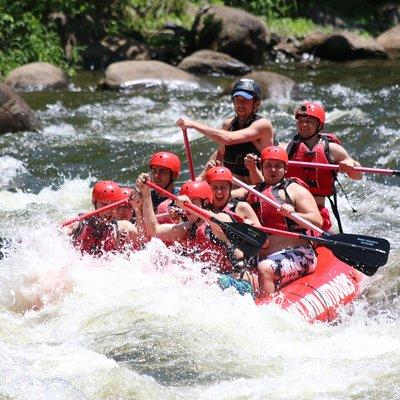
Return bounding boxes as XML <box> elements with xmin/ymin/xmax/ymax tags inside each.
<box><xmin>145</xmin><ymin>180</ymin><xmax>268</xmax><ymax>258</ymax></box>
<box><xmin>232</xmin><ymin>177</ymin><xmax>390</xmax><ymax>275</ymax></box>
<box><xmin>256</xmin><ymin>226</ymin><xmax>389</xmax><ymax>276</ymax></box>
<box><xmin>61</xmin><ymin>201</ymin><xmax>170</xmax><ymax>228</ymax></box>
<box><xmin>182</xmin><ymin>128</ymin><xmax>196</xmax><ymax>180</ymax></box>
<box><xmin>288</xmin><ymin>160</ymin><xmax>400</xmax><ymax>176</ymax></box>
<box><xmin>61</xmin><ymin>199</ymin><xmax>128</xmax><ymax>227</ymax></box>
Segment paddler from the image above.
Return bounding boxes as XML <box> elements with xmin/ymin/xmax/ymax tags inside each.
<box><xmin>234</xmin><ymin>146</ymin><xmax>323</xmax><ymax>299</ymax></box>
<box><xmin>176</xmin><ymin>78</ymin><xmax>274</xmax><ymax>183</ymax></box>
<box><xmin>148</xmin><ymin>151</ymin><xmax>182</xmax><ymax>223</ymax></box>
<box><xmin>65</xmin><ymin>181</ymin><xmax>145</xmax><ymax>256</ymax></box>
<box><xmin>245</xmin><ymin>102</ymin><xmax>363</xmax><ymax>231</ymax></box>
<box><xmin>136</xmin><ymin>175</ymin><xmax>259</xmax><ymax>296</ymax></box>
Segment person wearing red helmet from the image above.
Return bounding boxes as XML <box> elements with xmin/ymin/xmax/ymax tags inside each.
<box><xmin>204</xmin><ymin>166</ymin><xmax>260</xmax><ymax>226</ymax></box>
<box><xmin>148</xmin><ymin>151</ymin><xmax>181</xmax><ymax>223</ymax></box>
<box><xmin>176</xmin><ymin>78</ymin><xmax>274</xmax><ymax>183</ymax></box>
<box><xmin>136</xmin><ymin>174</ymin><xmax>256</xmax><ymax>295</ymax></box>
<box><xmin>68</xmin><ymin>181</ymin><xmax>124</xmax><ymax>256</ymax></box>
<box><xmin>285</xmin><ymin>101</ymin><xmax>363</xmax><ymax>232</ymax></box>
<box><xmin>115</xmin><ymin>186</ymin><xmax>135</xmax><ymax>221</ymax></box>
<box><xmin>234</xmin><ymin>146</ymin><xmax>323</xmax><ymax>299</ymax></box>
<box><xmin>66</xmin><ymin>181</ymin><xmax>146</xmax><ymax>256</ymax></box>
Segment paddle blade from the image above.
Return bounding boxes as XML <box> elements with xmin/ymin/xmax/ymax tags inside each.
<box><xmin>215</xmin><ymin>220</ymin><xmax>268</xmax><ymax>258</ymax></box>
<box><xmin>321</xmin><ymin>233</ymin><xmax>390</xmax><ymax>276</ymax></box>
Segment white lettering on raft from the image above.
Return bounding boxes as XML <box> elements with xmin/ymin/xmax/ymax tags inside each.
<box><xmin>286</xmin><ymin>273</ymin><xmax>356</xmax><ymax>321</ymax></box>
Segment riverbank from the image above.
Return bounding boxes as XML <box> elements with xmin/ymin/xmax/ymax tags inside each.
<box><xmin>1</xmin><ymin>1</ymin><xmax>399</xmax><ymax>78</ymax></box>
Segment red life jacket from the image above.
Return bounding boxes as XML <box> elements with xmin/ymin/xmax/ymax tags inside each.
<box><xmin>286</xmin><ymin>133</ymin><xmax>341</xmax><ymax>197</ymax></box>
<box><xmin>182</xmin><ymin>221</ymin><xmax>235</xmax><ymax>274</ymax></box>
<box><xmin>246</xmin><ymin>178</ymin><xmax>308</xmax><ymax>232</ymax></box>
<box><xmin>156</xmin><ymin>198</ymin><xmax>175</xmax><ymax>224</ymax></box>
<box><xmin>72</xmin><ymin>218</ymin><xmax>121</xmax><ymax>256</ymax></box>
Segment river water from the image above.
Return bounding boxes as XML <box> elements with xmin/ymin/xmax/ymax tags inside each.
<box><xmin>0</xmin><ymin>60</ymin><xmax>399</xmax><ymax>399</ymax></box>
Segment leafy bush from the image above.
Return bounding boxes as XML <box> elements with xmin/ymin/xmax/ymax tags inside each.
<box><xmin>223</xmin><ymin>0</ymin><xmax>298</xmax><ymax>19</ymax></box>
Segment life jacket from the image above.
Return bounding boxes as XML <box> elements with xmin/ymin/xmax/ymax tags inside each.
<box><xmin>151</xmin><ymin>187</ymin><xmax>179</xmax><ymax>210</ymax></box>
<box><xmin>220</xmin><ymin>198</ymin><xmax>244</xmax><ymax>222</ymax></box>
<box><xmin>180</xmin><ymin>221</ymin><xmax>233</xmax><ymax>274</ymax></box>
<box><xmin>246</xmin><ymin>178</ymin><xmax>308</xmax><ymax>233</ymax></box>
<box><xmin>224</xmin><ymin>114</ymin><xmax>262</xmax><ymax>176</ymax></box>
<box><xmin>286</xmin><ymin>133</ymin><xmax>345</xmax><ymax>233</ymax></box>
<box><xmin>72</xmin><ymin>217</ymin><xmax>120</xmax><ymax>256</ymax></box>
<box><xmin>285</xmin><ymin>133</ymin><xmax>341</xmax><ymax>197</ymax></box>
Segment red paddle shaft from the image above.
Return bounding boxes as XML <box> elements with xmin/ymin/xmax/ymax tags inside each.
<box><xmin>288</xmin><ymin>160</ymin><xmax>400</xmax><ymax>176</ymax></box>
<box><xmin>182</xmin><ymin>128</ymin><xmax>196</xmax><ymax>180</ymax></box>
<box><xmin>232</xmin><ymin>177</ymin><xmax>324</xmax><ymax>235</ymax></box>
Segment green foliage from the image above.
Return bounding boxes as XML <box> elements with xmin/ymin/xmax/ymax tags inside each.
<box><xmin>223</xmin><ymin>0</ymin><xmax>298</xmax><ymax>19</ymax></box>
<box><xmin>267</xmin><ymin>17</ymin><xmax>332</xmax><ymax>38</ymax></box>
<box><xmin>0</xmin><ymin>7</ymin><xmax>65</xmax><ymax>77</ymax></box>
<box><xmin>0</xmin><ymin>0</ymin><xmax>388</xmax><ymax>77</ymax></box>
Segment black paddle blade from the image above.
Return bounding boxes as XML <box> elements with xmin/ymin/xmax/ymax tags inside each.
<box><xmin>320</xmin><ymin>233</ymin><xmax>390</xmax><ymax>276</ymax></box>
<box><xmin>213</xmin><ymin>219</ymin><xmax>268</xmax><ymax>258</ymax></box>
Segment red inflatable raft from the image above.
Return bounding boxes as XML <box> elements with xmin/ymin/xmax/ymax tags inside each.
<box><xmin>256</xmin><ymin>246</ymin><xmax>365</xmax><ymax>323</ymax></box>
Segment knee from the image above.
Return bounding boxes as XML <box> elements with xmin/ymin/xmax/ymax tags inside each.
<box><xmin>257</xmin><ymin>261</ymin><xmax>274</xmax><ymax>280</ymax></box>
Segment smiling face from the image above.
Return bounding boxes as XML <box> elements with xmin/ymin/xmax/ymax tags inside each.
<box><xmin>209</xmin><ymin>181</ymin><xmax>231</xmax><ymax>209</ymax></box>
<box><xmin>261</xmin><ymin>159</ymin><xmax>287</xmax><ymax>185</ymax></box>
<box><xmin>296</xmin><ymin>115</ymin><xmax>320</xmax><ymax>139</ymax></box>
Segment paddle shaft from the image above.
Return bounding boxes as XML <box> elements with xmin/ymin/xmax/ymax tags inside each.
<box><xmin>182</xmin><ymin>128</ymin><xmax>196</xmax><ymax>180</ymax></box>
<box><xmin>145</xmin><ymin>180</ymin><xmax>210</xmax><ymax>221</ymax></box>
<box><xmin>288</xmin><ymin>160</ymin><xmax>400</xmax><ymax>176</ymax></box>
<box><xmin>61</xmin><ymin>199</ymin><xmax>128</xmax><ymax>227</ymax></box>
<box><xmin>256</xmin><ymin>226</ymin><xmax>385</xmax><ymax>254</ymax></box>
<box><xmin>232</xmin><ymin>177</ymin><xmax>324</xmax><ymax>235</ymax></box>
<box><xmin>61</xmin><ymin>200</ymin><xmax>169</xmax><ymax>227</ymax></box>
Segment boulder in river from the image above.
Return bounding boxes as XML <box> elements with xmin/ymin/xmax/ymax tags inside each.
<box><xmin>377</xmin><ymin>24</ymin><xmax>400</xmax><ymax>59</ymax></box>
<box><xmin>100</xmin><ymin>60</ymin><xmax>199</xmax><ymax>89</ymax></box>
<box><xmin>191</xmin><ymin>5</ymin><xmax>270</xmax><ymax>64</ymax></box>
<box><xmin>178</xmin><ymin>50</ymin><xmax>251</xmax><ymax>76</ymax></box>
<box><xmin>5</xmin><ymin>62</ymin><xmax>69</xmax><ymax>91</ymax></box>
<box><xmin>300</xmin><ymin>31</ymin><xmax>387</xmax><ymax>61</ymax></box>
<box><xmin>227</xmin><ymin>71</ymin><xmax>300</xmax><ymax>100</ymax></box>
<box><xmin>0</xmin><ymin>83</ymin><xmax>41</xmax><ymax>134</ymax></box>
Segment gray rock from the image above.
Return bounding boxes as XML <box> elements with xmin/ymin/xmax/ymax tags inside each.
<box><xmin>5</xmin><ymin>62</ymin><xmax>68</xmax><ymax>91</ymax></box>
<box><xmin>377</xmin><ymin>24</ymin><xmax>400</xmax><ymax>59</ymax></box>
<box><xmin>178</xmin><ymin>49</ymin><xmax>251</xmax><ymax>75</ymax></box>
<box><xmin>226</xmin><ymin>71</ymin><xmax>300</xmax><ymax>100</ymax></box>
<box><xmin>191</xmin><ymin>5</ymin><xmax>270</xmax><ymax>64</ymax></box>
<box><xmin>100</xmin><ymin>60</ymin><xmax>198</xmax><ymax>89</ymax></box>
<box><xmin>0</xmin><ymin>83</ymin><xmax>41</xmax><ymax>134</ymax></box>
<box><xmin>300</xmin><ymin>31</ymin><xmax>387</xmax><ymax>61</ymax></box>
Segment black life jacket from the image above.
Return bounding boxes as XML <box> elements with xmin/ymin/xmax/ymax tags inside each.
<box><xmin>224</xmin><ymin>114</ymin><xmax>262</xmax><ymax>176</ymax></box>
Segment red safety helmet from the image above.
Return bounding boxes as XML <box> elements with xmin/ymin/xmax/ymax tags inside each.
<box><xmin>92</xmin><ymin>180</ymin><xmax>123</xmax><ymax>204</ymax></box>
<box><xmin>180</xmin><ymin>180</ymin><xmax>213</xmax><ymax>203</ymax></box>
<box><xmin>260</xmin><ymin>146</ymin><xmax>288</xmax><ymax>165</ymax></box>
<box><xmin>205</xmin><ymin>166</ymin><xmax>233</xmax><ymax>184</ymax></box>
<box><xmin>295</xmin><ymin>102</ymin><xmax>325</xmax><ymax>130</ymax></box>
<box><xmin>149</xmin><ymin>151</ymin><xmax>181</xmax><ymax>179</ymax></box>
<box><xmin>118</xmin><ymin>186</ymin><xmax>134</xmax><ymax>200</ymax></box>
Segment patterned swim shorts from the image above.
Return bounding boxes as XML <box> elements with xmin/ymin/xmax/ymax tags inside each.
<box><xmin>259</xmin><ymin>246</ymin><xmax>317</xmax><ymax>289</ymax></box>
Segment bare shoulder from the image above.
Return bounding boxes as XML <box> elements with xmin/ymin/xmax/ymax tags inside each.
<box><xmin>222</xmin><ymin>117</ymin><xmax>234</xmax><ymax>129</ymax></box>
<box><xmin>329</xmin><ymin>142</ymin><xmax>350</xmax><ymax>162</ymax></box>
<box><xmin>253</xmin><ymin>117</ymin><xmax>272</xmax><ymax>129</ymax></box>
